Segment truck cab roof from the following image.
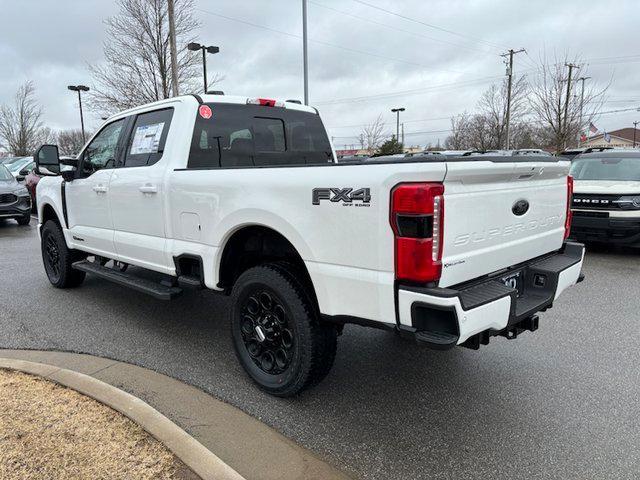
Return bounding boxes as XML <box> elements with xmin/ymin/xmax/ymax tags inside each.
<box><xmin>104</xmin><ymin>94</ymin><xmax>317</xmax><ymax>124</ymax></box>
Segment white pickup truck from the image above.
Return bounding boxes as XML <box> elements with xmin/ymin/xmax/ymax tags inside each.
<box><xmin>35</xmin><ymin>94</ymin><xmax>585</xmax><ymax>396</ymax></box>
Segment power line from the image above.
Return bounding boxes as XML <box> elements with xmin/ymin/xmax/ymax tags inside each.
<box><xmin>195</xmin><ymin>7</ymin><xmax>463</xmax><ymax>74</ymax></box>
<box><xmin>330</xmin><ymin>107</ymin><xmax>640</xmax><ymax>142</ymax></box>
<box><xmin>351</xmin><ymin>0</ymin><xmax>507</xmax><ymax>50</ymax></box>
<box><xmin>597</xmin><ymin>106</ymin><xmax>640</xmax><ymax>115</ymax></box>
<box><xmin>332</xmin><ymin>128</ymin><xmax>451</xmax><ymax>139</ymax></box>
<box><xmin>586</xmin><ymin>54</ymin><xmax>640</xmax><ymax>63</ymax></box>
<box><xmin>316</xmin><ymin>74</ymin><xmax>508</xmax><ymax>105</ymax></box>
<box><xmin>309</xmin><ymin>1</ymin><xmax>496</xmax><ymax>56</ymax></box>
<box><xmin>328</xmin><ymin>115</ymin><xmax>454</xmax><ymax>129</ymax></box>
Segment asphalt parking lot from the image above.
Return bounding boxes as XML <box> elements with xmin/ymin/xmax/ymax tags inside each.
<box><xmin>1</xmin><ymin>218</ymin><xmax>639</xmax><ymax>480</ymax></box>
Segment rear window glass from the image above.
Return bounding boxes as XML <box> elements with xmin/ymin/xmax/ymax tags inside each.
<box><xmin>570</xmin><ymin>157</ymin><xmax>640</xmax><ymax>181</ymax></box>
<box><xmin>187</xmin><ymin>103</ymin><xmax>332</xmax><ymax>168</ymax></box>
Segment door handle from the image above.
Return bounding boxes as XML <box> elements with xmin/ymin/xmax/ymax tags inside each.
<box><xmin>139</xmin><ymin>184</ymin><xmax>158</xmax><ymax>194</ymax></box>
<box><xmin>92</xmin><ymin>184</ymin><xmax>108</xmax><ymax>193</ymax></box>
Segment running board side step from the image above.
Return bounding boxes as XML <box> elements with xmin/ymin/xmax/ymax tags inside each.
<box><xmin>72</xmin><ymin>260</ymin><xmax>183</xmax><ymax>300</ymax></box>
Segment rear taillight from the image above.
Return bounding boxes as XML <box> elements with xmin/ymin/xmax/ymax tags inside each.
<box><xmin>564</xmin><ymin>175</ymin><xmax>573</xmax><ymax>240</ymax></box>
<box><xmin>390</xmin><ymin>183</ymin><xmax>444</xmax><ymax>283</ymax></box>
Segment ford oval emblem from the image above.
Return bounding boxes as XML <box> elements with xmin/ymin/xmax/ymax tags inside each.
<box><xmin>512</xmin><ymin>199</ymin><xmax>529</xmax><ymax>216</ymax></box>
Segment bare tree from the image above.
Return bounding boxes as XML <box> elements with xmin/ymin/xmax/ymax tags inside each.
<box><xmin>57</xmin><ymin>129</ymin><xmax>88</xmax><ymax>156</ymax></box>
<box><xmin>445</xmin><ymin>113</ymin><xmax>471</xmax><ymax>149</ymax></box>
<box><xmin>478</xmin><ymin>76</ymin><xmax>528</xmax><ymax>149</ymax></box>
<box><xmin>529</xmin><ymin>52</ymin><xmax>607</xmax><ymax>151</ymax></box>
<box><xmin>444</xmin><ymin>77</ymin><xmax>528</xmax><ymax>151</ymax></box>
<box><xmin>358</xmin><ymin>114</ymin><xmax>386</xmax><ymax>154</ymax></box>
<box><xmin>89</xmin><ymin>0</ymin><xmax>210</xmax><ymax>114</ymax></box>
<box><xmin>0</xmin><ymin>81</ymin><xmax>51</xmax><ymax>156</ymax></box>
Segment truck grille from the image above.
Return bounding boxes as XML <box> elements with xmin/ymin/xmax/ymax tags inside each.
<box><xmin>573</xmin><ymin>210</ymin><xmax>609</xmax><ymax>218</ymax></box>
<box><xmin>0</xmin><ymin>193</ymin><xmax>17</xmax><ymax>205</ymax></box>
<box><xmin>572</xmin><ymin>194</ymin><xmax>623</xmax><ymax>210</ymax></box>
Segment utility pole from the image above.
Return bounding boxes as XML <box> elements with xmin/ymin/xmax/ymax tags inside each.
<box><xmin>167</xmin><ymin>0</ymin><xmax>180</xmax><ymax>96</ymax></box>
<box><xmin>576</xmin><ymin>76</ymin><xmax>591</xmax><ymax>146</ymax></box>
<box><xmin>302</xmin><ymin>0</ymin><xmax>309</xmax><ymax>105</ymax></box>
<box><xmin>500</xmin><ymin>48</ymin><xmax>525</xmax><ymax>150</ymax></box>
<box><xmin>563</xmin><ymin>63</ymin><xmax>580</xmax><ymax>148</ymax></box>
<box><xmin>634</xmin><ymin>121</ymin><xmax>639</xmax><ymax>148</ymax></box>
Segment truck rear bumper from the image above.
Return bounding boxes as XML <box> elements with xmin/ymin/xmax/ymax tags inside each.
<box><xmin>396</xmin><ymin>242</ymin><xmax>585</xmax><ymax>349</ymax></box>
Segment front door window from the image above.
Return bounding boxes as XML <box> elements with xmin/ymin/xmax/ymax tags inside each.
<box><xmin>80</xmin><ymin>119</ymin><xmax>125</xmax><ymax>177</ymax></box>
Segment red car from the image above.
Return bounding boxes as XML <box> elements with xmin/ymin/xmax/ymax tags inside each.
<box><xmin>24</xmin><ymin>156</ymin><xmax>76</xmax><ymax>212</ymax></box>
<box><xmin>24</xmin><ymin>167</ymin><xmax>40</xmax><ymax>212</ymax></box>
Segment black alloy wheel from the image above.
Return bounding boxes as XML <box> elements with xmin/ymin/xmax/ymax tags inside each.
<box><xmin>239</xmin><ymin>288</ymin><xmax>294</xmax><ymax>375</ymax></box>
<box><xmin>43</xmin><ymin>232</ymin><xmax>61</xmax><ymax>281</ymax></box>
<box><xmin>230</xmin><ymin>263</ymin><xmax>338</xmax><ymax>397</ymax></box>
<box><xmin>40</xmin><ymin>220</ymin><xmax>86</xmax><ymax>288</ymax></box>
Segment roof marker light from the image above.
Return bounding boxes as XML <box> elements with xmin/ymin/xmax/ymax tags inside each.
<box><xmin>247</xmin><ymin>98</ymin><xmax>284</xmax><ymax>107</ymax></box>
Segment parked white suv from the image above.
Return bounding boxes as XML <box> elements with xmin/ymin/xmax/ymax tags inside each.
<box><xmin>34</xmin><ymin>94</ymin><xmax>585</xmax><ymax>396</ymax></box>
<box><xmin>569</xmin><ymin>148</ymin><xmax>640</xmax><ymax>247</ymax></box>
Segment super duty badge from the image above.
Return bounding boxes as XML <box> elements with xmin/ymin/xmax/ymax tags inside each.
<box><xmin>312</xmin><ymin>188</ymin><xmax>371</xmax><ymax>207</ymax></box>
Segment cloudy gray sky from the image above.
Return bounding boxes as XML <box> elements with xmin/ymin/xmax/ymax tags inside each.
<box><xmin>1</xmin><ymin>0</ymin><xmax>638</xmax><ymax>148</ymax></box>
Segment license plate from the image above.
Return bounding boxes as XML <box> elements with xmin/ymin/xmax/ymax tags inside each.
<box><xmin>500</xmin><ymin>271</ymin><xmax>523</xmax><ymax>295</ymax></box>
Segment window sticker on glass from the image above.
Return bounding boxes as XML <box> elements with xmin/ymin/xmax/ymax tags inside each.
<box><xmin>130</xmin><ymin>122</ymin><xmax>165</xmax><ymax>155</ymax></box>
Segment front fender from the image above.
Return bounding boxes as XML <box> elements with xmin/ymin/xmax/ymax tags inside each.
<box><xmin>37</xmin><ymin>176</ymin><xmax>67</xmax><ymax>234</ymax></box>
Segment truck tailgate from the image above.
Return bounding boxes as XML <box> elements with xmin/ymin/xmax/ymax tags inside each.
<box><xmin>439</xmin><ymin>160</ymin><xmax>570</xmax><ymax>287</ymax></box>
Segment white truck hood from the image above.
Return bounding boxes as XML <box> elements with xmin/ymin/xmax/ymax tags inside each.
<box><xmin>573</xmin><ymin>179</ymin><xmax>640</xmax><ymax>195</ymax></box>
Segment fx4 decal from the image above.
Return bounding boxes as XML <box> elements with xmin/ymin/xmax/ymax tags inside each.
<box><xmin>312</xmin><ymin>188</ymin><xmax>371</xmax><ymax>206</ymax></box>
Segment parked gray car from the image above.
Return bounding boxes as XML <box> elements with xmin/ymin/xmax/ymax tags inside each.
<box><xmin>0</xmin><ymin>163</ymin><xmax>31</xmax><ymax>225</ymax></box>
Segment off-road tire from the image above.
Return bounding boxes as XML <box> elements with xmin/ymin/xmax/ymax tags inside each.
<box><xmin>41</xmin><ymin>220</ymin><xmax>86</xmax><ymax>288</ymax></box>
<box><xmin>230</xmin><ymin>262</ymin><xmax>338</xmax><ymax>397</ymax></box>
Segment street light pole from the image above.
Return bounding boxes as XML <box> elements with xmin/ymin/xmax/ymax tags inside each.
<box><xmin>391</xmin><ymin>107</ymin><xmax>405</xmax><ymax>143</ymax></box>
<box><xmin>202</xmin><ymin>48</ymin><xmax>208</xmax><ymax>92</ymax></box>
<box><xmin>302</xmin><ymin>0</ymin><xmax>309</xmax><ymax>105</ymax></box>
<box><xmin>188</xmin><ymin>43</ymin><xmax>220</xmax><ymax>93</ymax></box>
<box><xmin>67</xmin><ymin>85</ymin><xmax>90</xmax><ymax>143</ymax></box>
<box><xmin>634</xmin><ymin>121</ymin><xmax>639</xmax><ymax>148</ymax></box>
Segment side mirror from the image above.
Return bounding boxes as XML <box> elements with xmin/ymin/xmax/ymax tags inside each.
<box><xmin>60</xmin><ymin>157</ymin><xmax>79</xmax><ymax>169</ymax></box>
<box><xmin>19</xmin><ymin>168</ymin><xmax>30</xmax><ymax>176</ymax></box>
<box><xmin>34</xmin><ymin>144</ymin><xmax>60</xmax><ymax>176</ymax></box>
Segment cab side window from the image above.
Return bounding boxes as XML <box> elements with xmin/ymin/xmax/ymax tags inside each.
<box><xmin>123</xmin><ymin>108</ymin><xmax>174</xmax><ymax>168</ymax></box>
<box><xmin>80</xmin><ymin>119</ymin><xmax>125</xmax><ymax>177</ymax></box>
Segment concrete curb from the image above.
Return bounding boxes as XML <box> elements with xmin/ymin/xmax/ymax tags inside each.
<box><xmin>0</xmin><ymin>357</ymin><xmax>245</xmax><ymax>480</ymax></box>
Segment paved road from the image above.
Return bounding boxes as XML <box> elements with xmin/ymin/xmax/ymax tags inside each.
<box><xmin>1</xmin><ymin>218</ymin><xmax>639</xmax><ymax>479</ymax></box>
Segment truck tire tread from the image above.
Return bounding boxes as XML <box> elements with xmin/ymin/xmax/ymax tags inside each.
<box><xmin>41</xmin><ymin>220</ymin><xmax>86</xmax><ymax>288</ymax></box>
<box><xmin>230</xmin><ymin>262</ymin><xmax>337</xmax><ymax>396</ymax></box>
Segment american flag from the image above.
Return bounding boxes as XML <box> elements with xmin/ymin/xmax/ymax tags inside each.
<box><xmin>589</xmin><ymin>122</ymin><xmax>598</xmax><ymax>135</ymax></box>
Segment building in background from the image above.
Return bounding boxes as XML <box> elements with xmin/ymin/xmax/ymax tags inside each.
<box><xmin>582</xmin><ymin>127</ymin><xmax>640</xmax><ymax>148</ymax></box>
<box><xmin>335</xmin><ymin>145</ymin><xmax>424</xmax><ymax>158</ymax></box>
